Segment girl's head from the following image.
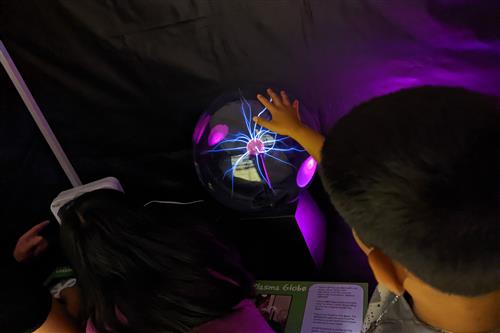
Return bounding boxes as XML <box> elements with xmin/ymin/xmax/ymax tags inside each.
<box><xmin>60</xmin><ymin>189</ymin><xmax>254</xmax><ymax>333</ymax></box>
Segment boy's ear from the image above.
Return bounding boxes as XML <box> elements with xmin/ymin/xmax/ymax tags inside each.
<box><xmin>352</xmin><ymin>230</ymin><xmax>372</xmax><ymax>255</ymax></box>
<box><xmin>367</xmin><ymin>249</ymin><xmax>406</xmax><ymax>296</ymax></box>
<box><xmin>351</xmin><ymin>229</ymin><xmax>406</xmax><ymax>295</ymax></box>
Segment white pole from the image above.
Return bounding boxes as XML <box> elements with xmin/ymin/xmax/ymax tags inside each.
<box><xmin>0</xmin><ymin>40</ymin><xmax>82</xmax><ymax>187</ymax></box>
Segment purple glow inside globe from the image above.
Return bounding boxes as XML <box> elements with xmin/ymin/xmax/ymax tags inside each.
<box><xmin>296</xmin><ymin>156</ymin><xmax>318</xmax><ymax>188</ymax></box>
<box><xmin>208</xmin><ymin>124</ymin><xmax>229</xmax><ymax>146</ymax></box>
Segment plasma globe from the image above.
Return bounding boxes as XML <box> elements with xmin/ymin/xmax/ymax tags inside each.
<box><xmin>205</xmin><ymin>96</ymin><xmax>305</xmax><ymax>192</ymax></box>
<box><xmin>193</xmin><ymin>89</ymin><xmax>315</xmax><ymax>212</ymax></box>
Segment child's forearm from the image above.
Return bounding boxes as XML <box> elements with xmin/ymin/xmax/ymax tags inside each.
<box><xmin>293</xmin><ymin>125</ymin><xmax>325</xmax><ymax>163</ymax></box>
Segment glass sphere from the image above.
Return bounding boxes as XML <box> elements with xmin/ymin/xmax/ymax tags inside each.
<box><xmin>193</xmin><ymin>89</ymin><xmax>317</xmax><ymax>212</ymax></box>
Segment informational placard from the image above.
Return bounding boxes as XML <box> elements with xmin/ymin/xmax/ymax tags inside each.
<box><xmin>255</xmin><ymin>281</ymin><xmax>367</xmax><ymax>333</ymax></box>
<box><xmin>301</xmin><ymin>284</ymin><xmax>364</xmax><ymax>333</ymax></box>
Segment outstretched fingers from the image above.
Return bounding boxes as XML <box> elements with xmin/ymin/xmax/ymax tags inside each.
<box><xmin>252</xmin><ymin>116</ymin><xmax>277</xmax><ymax>133</ymax></box>
<box><xmin>293</xmin><ymin>100</ymin><xmax>301</xmax><ymax>121</ymax></box>
<box><xmin>266</xmin><ymin>88</ymin><xmax>282</xmax><ymax>107</ymax></box>
<box><xmin>281</xmin><ymin>90</ymin><xmax>291</xmax><ymax>106</ymax></box>
<box><xmin>257</xmin><ymin>94</ymin><xmax>276</xmax><ymax>113</ymax></box>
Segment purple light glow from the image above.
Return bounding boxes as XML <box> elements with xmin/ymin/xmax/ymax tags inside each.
<box><xmin>193</xmin><ymin>114</ymin><xmax>211</xmax><ymax>144</ymax></box>
<box><xmin>296</xmin><ymin>156</ymin><xmax>317</xmax><ymax>188</ymax></box>
<box><xmin>208</xmin><ymin>124</ymin><xmax>229</xmax><ymax>146</ymax></box>
<box><xmin>295</xmin><ymin>191</ymin><xmax>326</xmax><ymax>267</ymax></box>
<box><xmin>310</xmin><ymin>2</ymin><xmax>500</xmax><ymax>133</ymax></box>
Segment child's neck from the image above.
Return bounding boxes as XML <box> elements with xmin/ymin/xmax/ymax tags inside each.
<box><xmin>409</xmin><ymin>286</ymin><xmax>500</xmax><ymax>333</ymax></box>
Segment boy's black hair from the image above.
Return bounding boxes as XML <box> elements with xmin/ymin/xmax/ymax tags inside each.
<box><xmin>60</xmin><ymin>189</ymin><xmax>254</xmax><ymax>333</ymax></box>
<box><xmin>320</xmin><ymin>86</ymin><xmax>500</xmax><ymax>296</ymax></box>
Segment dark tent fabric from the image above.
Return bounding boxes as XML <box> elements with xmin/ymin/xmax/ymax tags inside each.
<box><xmin>1</xmin><ymin>0</ymin><xmax>499</xmax><ymax>300</ymax></box>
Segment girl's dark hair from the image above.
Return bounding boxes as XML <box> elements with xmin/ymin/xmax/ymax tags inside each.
<box><xmin>60</xmin><ymin>189</ymin><xmax>254</xmax><ymax>333</ymax></box>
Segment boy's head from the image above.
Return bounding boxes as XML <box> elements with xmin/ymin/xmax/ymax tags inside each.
<box><xmin>320</xmin><ymin>86</ymin><xmax>500</xmax><ymax>297</ymax></box>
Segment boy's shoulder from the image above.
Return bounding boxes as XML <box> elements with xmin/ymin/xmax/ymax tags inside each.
<box><xmin>363</xmin><ymin>285</ymin><xmax>438</xmax><ymax>333</ymax></box>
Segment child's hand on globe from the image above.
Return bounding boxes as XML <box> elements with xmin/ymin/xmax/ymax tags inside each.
<box><xmin>255</xmin><ymin>88</ymin><xmax>324</xmax><ymax>162</ymax></box>
<box><xmin>255</xmin><ymin>89</ymin><xmax>304</xmax><ymax>138</ymax></box>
